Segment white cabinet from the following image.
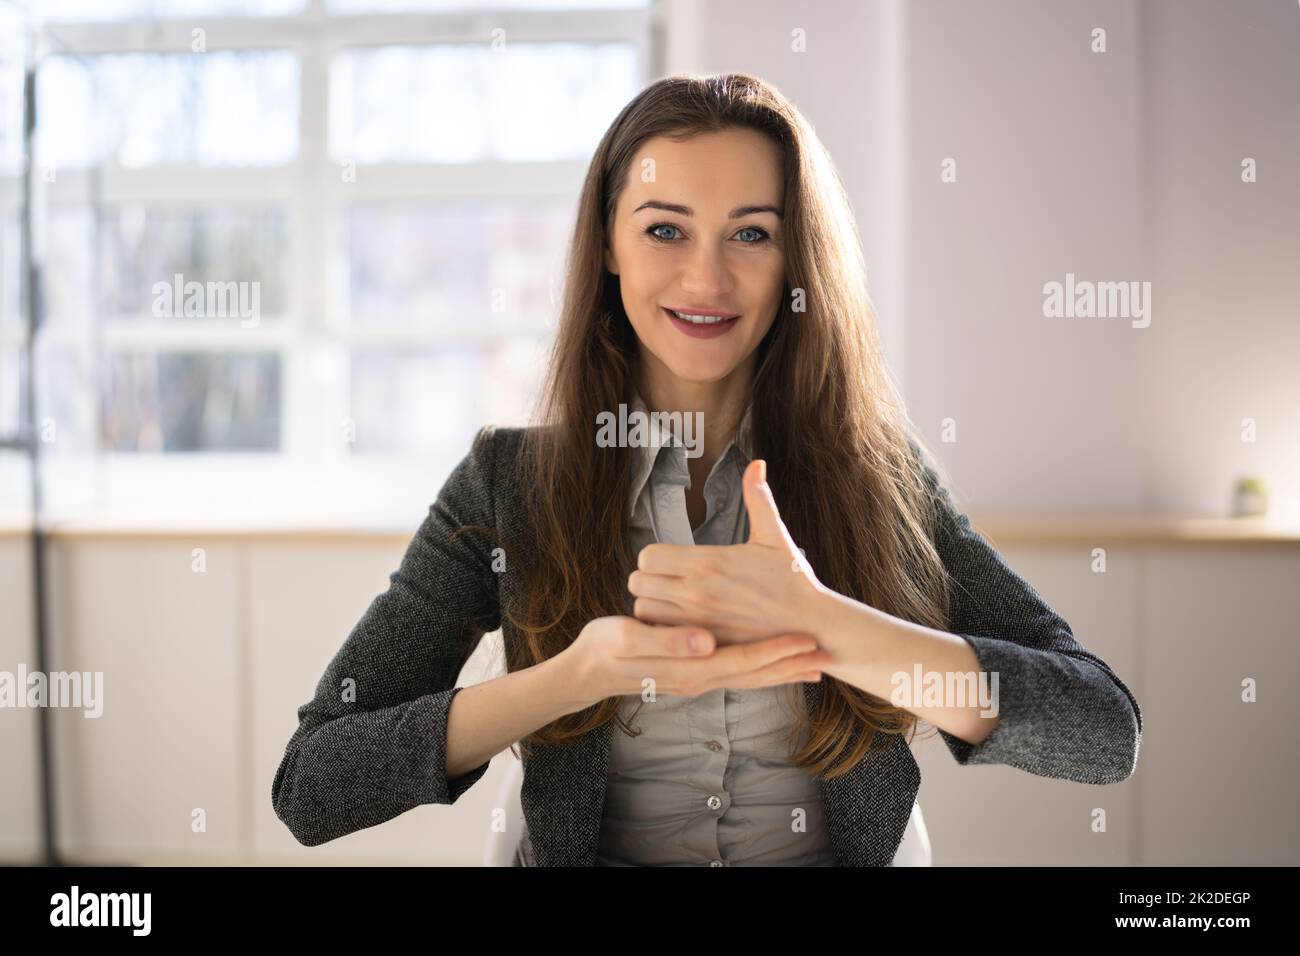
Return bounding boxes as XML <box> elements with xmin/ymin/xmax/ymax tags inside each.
<box><xmin>246</xmin><ymin>540</ymin><xmax>509</xmax><ymax>865</ymax></box>
<box><xmin>0</xmin><ymin>540</ymin><xmax>40</xmax><ymax>862</ymax></box>
<box><xmin>1138</xmin><ymin>546</ymin><xmax>1300</xmax><ymax>865</ymax></box>
<box><xmin>45</xmin><ymin>538</ymin><xmax>243</xmax><ymax>859</ymax></box>
<box><xmin>2</xmin><ymin>531</ymin><xmax>1298</xmax><ymax>865</ymax></box>
<box><xmin>912</xmin><ymin>545</ymin><xmax>1141</xmax><ymax>865</ymax></box>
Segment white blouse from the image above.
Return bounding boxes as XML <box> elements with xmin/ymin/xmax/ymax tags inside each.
<box><xmin>592</xmin><ymin>391</ymin><xmax>838</xmax><ymax>867</ymax></box>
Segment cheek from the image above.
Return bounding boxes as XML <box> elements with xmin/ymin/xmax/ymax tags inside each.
<box><xmin>746</xmin><ymin>265</ymin><xmax>786</xmax><ymax>330</ymax></box>
<box><xmin>615</xmin><ymin>247</ymin><xmax>661</xmax><ymax>298</ymax></box>
<box><xmin>621</xmin><ymin>260</ymin><xmax>678</xmax><ymax>329</ymax></box>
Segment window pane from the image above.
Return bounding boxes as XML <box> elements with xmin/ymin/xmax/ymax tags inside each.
<box><xmin>0</xmin><ymin>18</ymin><xmax>22</xmax><ymax>175</ymax></box>
<box><xmin>330</xmin><ymin>43</ymin><xmax>637</xmax><ymax>162</ymax></box>
<box><xmin>329</xmin><ymin>0</ymin><xmax>648</xmax><ymax>10</ymax></box>
<box><xmin>348</xmin><ymin>347</ymin><xmax>486</xmax><ymax>457</ymax></box>
<box><xmin>33</xmin><ymin>346</ymin><xmax>98</xmax><ymax>454</ymax></box>
<box><xmin>102</xmin><ymin>352</ymin><xmax>280</xmax><ymax>451</ymax></box>
<box><xmin>37</xmin><ymin>51</ymin><xmax>299</xmax><ymax>168</ymax></box>
<box><xmin>0</xmin><ymin>449</ymin><xmax>27</xmax><ymax>518</ymax></box>
<box><xmin>348</xmin><ymin>340</ymin><xmax>543</xmax><ymax>458</ymax></box>
<box><xmin>1</xmin><ymin>213</ymin><xmax>19</xmax><ymax>328</ymax></box>
<box><xmin>0</xmin><ymin>348</ymin><xmax>19</xmax><ymax>445</ymax></box>
<box><xmin>485</xmin><ymin>335</ymin><xmax>546</xmax><ymax>426</ymax></box>
<box><xmin>44</xmin><ymin>204</ymin><xmax>288</xmax><ymax>325</ymax></box>
<box><xmin>41</xmin><ymin>0</ymin><xmax>308</xmax><ymax>21</ymax></box>
<box><xmin>343</xmin><ymin>200</ymin><xmax>566</xmax><ymax>331</ymax></box>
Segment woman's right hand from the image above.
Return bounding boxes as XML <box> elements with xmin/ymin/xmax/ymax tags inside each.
<box><xmin>557</xmin><ymin>615</ymin><xmax>833</xmax><ymax>710</ymax></box>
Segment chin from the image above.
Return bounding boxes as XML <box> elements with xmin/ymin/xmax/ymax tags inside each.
<box><xmin>660</xmin><ymin>352</ymin><xmax>742</xmax><ymax>384</ymax></box>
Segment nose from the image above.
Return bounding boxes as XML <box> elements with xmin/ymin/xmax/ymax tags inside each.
<box><xmin>679</xmin><ymin>240</ymin><xmax>735</xmax><ymax>300</ymax></box>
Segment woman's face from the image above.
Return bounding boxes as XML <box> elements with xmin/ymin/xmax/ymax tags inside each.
<box><xmin>604</xmin><ymin>127</ymin><xmax>786</xmax><ymax>387</ymax></box>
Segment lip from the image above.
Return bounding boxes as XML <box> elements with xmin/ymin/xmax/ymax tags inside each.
<box><xmin>662</xmin><ymin>306</ymin><xmax>741</xmax><ymax>339</ymax></box>
<box><xmin>663</xmin><ymin>305</ymin><xmax>740</xmax><ymax>318</ymax></box>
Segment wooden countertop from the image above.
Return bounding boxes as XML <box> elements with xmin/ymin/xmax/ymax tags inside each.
<box><xmin>1</xmin><ymin>513</ymin><xmax>1298</xmax><ymax>545</ymax></box>
<box><xmin>965</xmin><ymin>513</ymin><xmax>1300</xmax><ymax>545</ymax></box>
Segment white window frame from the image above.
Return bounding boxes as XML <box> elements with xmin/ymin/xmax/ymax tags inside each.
<box><xmin>0</xmin><ymin>0</ymin><xmax>661</xmax><ymax>527</ymax></box>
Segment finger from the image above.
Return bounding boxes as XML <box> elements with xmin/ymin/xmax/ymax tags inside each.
<box><xmin>703</xmin><ymin>633</ymin><xmax>824</xmax><ymax>677</ymax></box>
<box><xmin>644</xmin><ymin>633</ymin><xmax>818</xmax><ymax>694</ymax></box>
<box><xmin>631</xmin><ymin>596</ymin><xmax>690</xmax><ymax>626</ymax></box>
<box><xmin>729</xmin><ymin>654</ymin><xmax>828</xmax><ymax>690</ymax></box>
<box><xmin>627</xmin><ymin>569</ymin><xmax>685</xmax><ymax>603</ymax></box>
<box><xmin>700</xmin><ymin>649</ymin><xmax>832</xmax><ymax>694</ymax></box>
<box><xmin>719</xmin><ymin>647</ymin><xmax>832</xmax><ymax>681</ymax></box>
<box><xmin>612</xmin><ymin>618</ymin><xmax>715</xmax><ymax>659</ymax></box>
<box><xmin>741</xmin><ymin>459</ymin><xmax>799</xmax><ymax>551</ymax></box>
<box><xmin>637</xmin><ymin>541</ymin><xmax>726</xmax><ymax>575</ymax></box>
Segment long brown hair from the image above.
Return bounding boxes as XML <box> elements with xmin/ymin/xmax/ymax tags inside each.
<box><xmin>504</xmin><ymin>72</ymin><xmax>951</xmax><ymax>780</ymax></box>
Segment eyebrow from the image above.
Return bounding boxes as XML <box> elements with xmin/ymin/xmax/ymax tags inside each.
<box><xmin>632</xmin><ymin>200</ymin><xmax>782</xmax><ymax>219</ymax></box>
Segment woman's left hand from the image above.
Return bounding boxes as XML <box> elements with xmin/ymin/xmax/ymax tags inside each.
<box><xmin>628</xmin><ymin>459</ymin><xmax>833</xmax><ymax>645</ymax></box>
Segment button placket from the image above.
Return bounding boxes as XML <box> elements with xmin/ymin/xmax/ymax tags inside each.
<box><xmin>648</xmin><ymin>445</ymin><xmax>694</xmax><ymax>547</ymax></box>
<box><xmin>689</xmin><ymin>687</ymin><xmax>730</xmax><ymax>866</ymax></box>
<box><xmin>606</xmin><ymin>401</ymin><xmax>837</xmax><ymax>867</ymax></box>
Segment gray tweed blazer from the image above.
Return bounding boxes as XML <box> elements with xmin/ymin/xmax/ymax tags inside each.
<box><xmin>271</xmin><ymin>425</ymin><xmax>1143</xmax><ymax>865</ymax></box>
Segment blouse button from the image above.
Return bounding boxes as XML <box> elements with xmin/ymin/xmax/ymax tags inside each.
<box><xmin>706</xmin><ymin>795</ymin><xmax>722</xmax><ymax>811</ymax></box>
<box><xmin>709</xmin><ymin>860</ymin><xmax>724</xmax><ymax>867</ymax></box>
<box><xmin>706</xmin><ymin>740</ymin><xmax>723</xmax><ymax>752</ymax></box>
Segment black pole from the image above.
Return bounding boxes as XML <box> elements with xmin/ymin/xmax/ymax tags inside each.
<box><xmin>18</xmin><ymin>43</ymin><xmax>61</xmax><ymax>867</ymax></box>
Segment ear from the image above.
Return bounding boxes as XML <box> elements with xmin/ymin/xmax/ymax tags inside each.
<box><xmin>604</xmin><ymin>246</ymin><xmax>619</xmax><ymax>276</ymax></box>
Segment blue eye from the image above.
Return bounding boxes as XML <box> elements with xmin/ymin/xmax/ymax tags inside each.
<box><xmin>645</xmin><ymin>223</ymin><xmax>770</xmax><ymax>244</ymax></box>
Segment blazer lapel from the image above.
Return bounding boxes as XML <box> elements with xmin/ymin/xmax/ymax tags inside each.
<box><xmin>519</xmin><ymin>716</ymin><xmax>612</xmax><ymax>867</ymax></box>
<box><xmin>803</xmin><ymin>678</ymin><xmax>920</xmax><ymax>866</ymax></box>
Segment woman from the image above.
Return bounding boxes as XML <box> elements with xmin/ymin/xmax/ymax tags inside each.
<box><xmin>271</xmin><ymin>73</ymin><xmax>1142</xmax><ymax>867</ymax></box>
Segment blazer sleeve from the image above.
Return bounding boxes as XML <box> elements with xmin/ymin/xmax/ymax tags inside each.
<box><xmin>913</xmin><ymin>445</ymin><xmax>1143</xmax><ymax>785</ymax></box>
<box><xmin>272</xmin><ymin>425</ymin><xmax>503</xmax><ymax>846</ymax></box>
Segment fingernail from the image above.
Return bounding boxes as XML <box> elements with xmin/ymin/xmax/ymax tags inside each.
<box><xmin>688</xmin><ymin>634</ymin><xmax>701</xmax><ymax>652</ymax></box>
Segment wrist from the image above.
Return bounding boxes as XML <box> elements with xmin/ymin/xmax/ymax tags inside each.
<box><xmin>808</xmin><ymin>582</ymin><xmax>883</xmax><ymax>663</ymax></box>
<box><xmin>544</xmin><ymin>647</ymin><xmax>602</xmax><ymax>716</ymax></box>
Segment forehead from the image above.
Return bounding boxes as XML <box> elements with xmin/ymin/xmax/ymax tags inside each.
<box><xmin>621</xmin><ymin>129</ymin><xmax>783</xmax><ymax>208</ymax></box>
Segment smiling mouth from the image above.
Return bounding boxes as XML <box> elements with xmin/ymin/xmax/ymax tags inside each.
<box><xmin>662</xmin><ymin>306</ymin><xmax>741</xmax><ymax>338</ymax></box>
<box><xmin>662</xmin><ymin>306</ymin><xmax>741</xmax><ymax>325</ymax></box>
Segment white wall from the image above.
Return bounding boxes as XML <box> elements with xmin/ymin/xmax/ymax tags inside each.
<box><xmin>1138</xmin><ymin>0</ymin><xmax>1300</xmax><ymax>518</ymax></box>
<box><xmin>661</xmin><ymin>0</ymin><xmax>911</xmax><ymax>396</ymax></box>
<box><xmin>665</xmin><ymin>0</ymin><xmax>1300</xmax><ymax>519</ymax></box>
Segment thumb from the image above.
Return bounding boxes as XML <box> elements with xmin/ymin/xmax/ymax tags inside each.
<box><xmin>743</xmin><ymin>459</ymin><xmax>798</xmax><ymax>551</ymax></box>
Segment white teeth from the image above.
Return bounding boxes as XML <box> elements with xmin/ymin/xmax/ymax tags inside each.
<box><xmin>671</xmin><ymin>310</ymin><xmax>736</xmax><ymax>325</ymax></box>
